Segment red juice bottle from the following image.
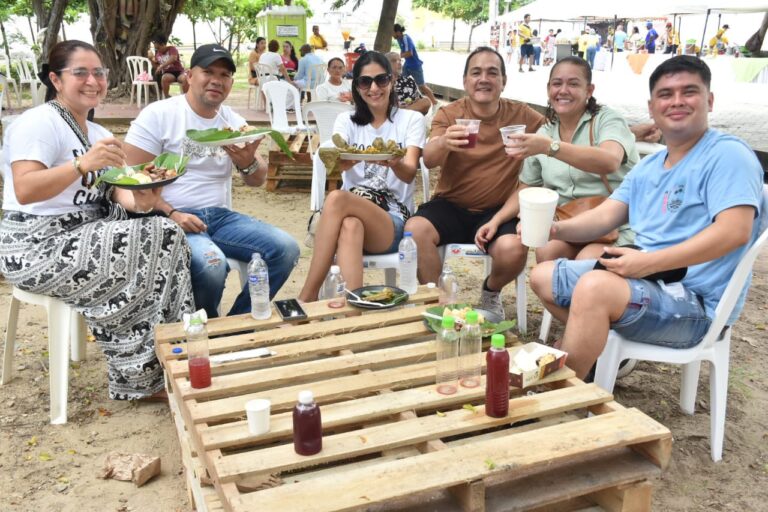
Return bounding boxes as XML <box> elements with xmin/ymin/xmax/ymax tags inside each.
<box><xmin>485</xmin><ymin>334</ymin><xmax>510</xmax><ymax>418</ymax></box>
<box><xmin>186</xmin><ymin>314</ymin><xmax>211</xmax><ymax>389</ymax></box>
<box><xmin>293</xmin><ymin>390</ymin><xmax>322</xmax><ymax>455</ymax></box>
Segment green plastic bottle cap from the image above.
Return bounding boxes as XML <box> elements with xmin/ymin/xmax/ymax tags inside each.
<box><xmin>190</xmin><ymin>316</ymin><xmax>203</xmax><ymax>325</ymax></box>
<box><xmin>491</xmin><ymin>334</ymin><xmax>505</xmax><ymax>348</ymax></box>
<box><xmin>465</xmin><ymin>310</ymin><xmax>478</xmax><ymax>324</ymax></box>
<box><xmin>441</xmin><ymin>315</ymin><xmax>455</xmax><ymax>329</ymax></box>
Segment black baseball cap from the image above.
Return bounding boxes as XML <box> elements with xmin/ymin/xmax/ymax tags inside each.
<box><xmin>190</xmin><ymin>44</ymin><xmax>236</xmax><ymax>72</ymax></box>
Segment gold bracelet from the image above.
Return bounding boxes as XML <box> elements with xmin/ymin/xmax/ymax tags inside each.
<box><xmin>72</xmin><ymin>157</ymin><xmax>88</xmax><ymax>177</ymax></box>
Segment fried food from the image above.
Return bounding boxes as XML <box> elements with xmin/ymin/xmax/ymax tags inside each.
<box><xmin>117</xmin><ymin>164</ymin><xmax>178</xmax><ymax>184</ymax></box>
<box><xmin>441</xmin><ymin>307</ymin><xmax>486</xmax><ymax>325</ymax></box>
<box><xmin>361</xmin><ymin>288</ymin><xmax>395</xmax><ymax>302</ymax></box>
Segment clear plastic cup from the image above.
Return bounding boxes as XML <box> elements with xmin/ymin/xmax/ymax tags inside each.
<box><xmin>456</xmin><ymin>119</ymin><xmax>481</xmax><ymax>148</ymax></box>
<box><xmin>245</xmin><ymin>399</ymin><xmax>271</xmax><ymax>436</ymax></box>
<box><xmin>500</xmin><ymin>125</ymin><xmax>526</xmax><ymax>156</ymax></box>
<box><xmin>518</xmin><ymin>187</ymin><xmax>559</xmax><ymax>247</ymax></box>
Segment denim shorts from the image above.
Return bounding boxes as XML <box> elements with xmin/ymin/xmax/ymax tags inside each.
<box><xmin>365</xmin><ymin>213</ymin><xmax>405</xmax><ymax>255</ymax></box>
<box><xmin>403</xmin><ymin>66</ymin><xmax>425</xmax><ymax>86</ymax></box>
<box><xmin>551</xmin><ymin>258</ymin><xmax>711</xmax><ymax>348</ymax></box>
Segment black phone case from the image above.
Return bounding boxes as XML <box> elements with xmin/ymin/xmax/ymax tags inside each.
<box><xmin>274</xmin><ymin>299</ymin><xmax>308</xmax><ymax>320</ymax></box>
<box><xmin>594</xmin><ymin>244</ymin><xmax>687</xmax><ymax>283</ymax></box>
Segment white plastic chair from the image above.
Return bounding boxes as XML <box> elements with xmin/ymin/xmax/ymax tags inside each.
<box><xmin>261</xmin><ymin>80</ymin><xmax>306</xmax><ymax>134</ymax></box>
<box><xmin>594</xmin><ymin>185</ymin><xmax>768</xmax><ymax>462</ymax></box>
<box><xmin>0</xmin><ymin>56</ymin><xmax>20</xmax><ymax>108</ymax></box>
<box><xmin>2</xmin><ymin>287</ymin><xmax>87</xmax><ymax>425</ymax></box>
<box><xmin>303</xmin><ymin>63</ymin><xmax>327</xmax><ymax>103</ymax></box>
<box><xmin>13</xmin><ymin>54</ymin><xmax>41</xmax><ymax>106</ymax></box>
<box><xmin>126</xmin><ymin>56</ymin><xmax>160</xmax><ymax>108</ymax></box>
<box><xmin>247</xmin><ymin>63</ymin><xmax>275</xmax><ymax>110</ymax></box>
<box><xmin>302</xmin><ymin>101</ymin><xmax>353</xmax><ymax>156</ymax></box>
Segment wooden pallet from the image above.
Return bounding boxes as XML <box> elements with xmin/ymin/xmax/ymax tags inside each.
<box><xmin>266</xmin><ymin>131</ymin><xmax>341</xmax><ymax>192</ymax></box>
<box><xmin>156</xmin><ymin>286</ymin><xmax>672</xmax><ymax>512</ymax></box>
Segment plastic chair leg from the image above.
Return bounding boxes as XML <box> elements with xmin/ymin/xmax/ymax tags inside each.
<box><xmin>2</xmin><ymin>296</ymin><xmax>21</xmax><ymax>385</ymax></box>
<box><xmin>680</xmin><ymin>361</ymin><xmax>701</xmax><ymax>415</ymax></box>
<box><xmin>594</xmin><ymin>331</ymin><xmax>622</xmax><ymax>392</ymax></box>
<box><xmin>383</xmin><ymin>268</ymin><xmax>397</xmax><ymax>287</ymax></box>
<box><xmin>516</xmin><ymin>274</ymin><xmax>527</xmax><ymax>335</ymax></box>
<box><xmin>129</xmin><ymin>84</ymin><xmax>135</xmax><ymax>108</ymax></box>
<box><xmin>539</xmin><ymin>310</ymin><xmax>553</xmax><ymax>343</ymax></box>
<box><xmin>47</xmin><ymin>300</ymin><xmax>71</xmax><ymax>425</ymax></box>
<box><xmin>70</xmin><ymin>312</ymin><xmax>87</xmax><ymax>362</ymax></box>
<box><xmin>709</xmin><ymin>335</ymin><xmax>731</xmax><ymax>462</ymax></box>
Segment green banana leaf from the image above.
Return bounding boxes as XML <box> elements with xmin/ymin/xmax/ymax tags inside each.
<box><xmin>425</xmin><ymin>303</ymin><xmax>517</xmax><ymax>337</ymax></box>
<box><xmin>94</xmin><ymin>152</ymin><xmax>190</xmax><ymax>187</ymax></box>
<box><xmin>185</xmin><ymin>128</ymin><xmax>294</xmax><ymax>158</ymax></box>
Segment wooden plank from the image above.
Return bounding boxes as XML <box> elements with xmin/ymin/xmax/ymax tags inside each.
<box><xmin>590</xmin><ymin>481</ymin><xmax>652</xmax><ymax>512</ymax></box>
<box><xmin>229</xmin><ymin>409</ymin><xmax>670</xmax><ymax>512</ymax></box>
<box><xmin>155</xmin><ymin>287</ymin><xmax>439</xmax><ymax>344</ymax></box>
<box><xmin>214</xmin><ymin>384</ymin><xmax>615</xmax><ymax>482</ymax></box>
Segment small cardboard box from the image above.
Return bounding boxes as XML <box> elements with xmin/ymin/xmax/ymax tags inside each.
<box><xmin>509</xmin><ymin>342</ymin><xmax>568</xmax><ymax>388</ymax></box>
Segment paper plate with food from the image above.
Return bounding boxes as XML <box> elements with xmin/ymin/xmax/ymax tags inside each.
<box><xmin>185</xmin><ymin>126</ymin><xmax>293</xmax><ymax>157</ymax></box>
<box><xmin>346</xmin><ymin>285</ymin><xmax>409</xmax><ymax>309</ymax></box>
<box><xmin>423</xmin><ymin>304</ymin><xmax>517</xmax><ymax>337</ymax></box>
<box><xmin>95</xmin><ymin>152</ymin><xmax>189</xmax><ymax>190</ymax></box>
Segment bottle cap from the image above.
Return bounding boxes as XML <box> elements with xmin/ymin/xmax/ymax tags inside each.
<box><xmin>298</xmin><ymin>390</ymin><xmax>314</xmax><ymax>404</ymax></box>
<box><xmin>465</xmin><ymin>310</ymin><xmax>478</xmax><ymax>324</ymax></box>
<box><xmin>403</xmin><ymin>231</ymin><xmax>412</xmax><ymax>237</ymax></box>
<box><xmin>330</xmin><ymin>265</ymin><xmax>340</xmax><ymax>274</ymax></box>
<box><xmin>491</xmin><ymin>334</ymin><xmax>505</xmax><ymax>348</ymax></box>
<box><xmin>172</xmin><ymin>347</ymin><xmax>183</xmax><ymax>354</ymax></box>
<box><xmin>251</xmin><ymin>252</ymin><xmax>261</xmax><ymax>260</ymax></box>
<box><xmin>441</xmin><ymin>315</ymin><xmax>455</xmax><ymax>329</ymax></box>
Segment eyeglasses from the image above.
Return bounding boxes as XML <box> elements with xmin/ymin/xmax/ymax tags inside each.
<box><xmin>59</xmin><ymin>67</ymin><xmax>109</xmax><ymax>80</ymax></box>
<box><xmin>354</xmin><ymin>73</ymin><xmax>391</xmax><ymax>90</ymax></box>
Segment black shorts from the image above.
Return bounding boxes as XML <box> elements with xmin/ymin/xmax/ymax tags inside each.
<box><xmin>520</xmin><ymin>44</ymin><xmax>534</xmax><ymax>57</ymax></box>
<box><xmin>155</xmin><ymin>69</ymin><xmax>183</xmax><ymax>85</ymax></box>
<box><xmin>412</xmin><ymin>197</ymin><xmax>519</xmax><ymax>251</ymax></box>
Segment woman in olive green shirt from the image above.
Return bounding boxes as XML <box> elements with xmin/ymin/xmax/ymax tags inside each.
<box><xmin>477</xmin><ymin>56</ymin><xmax>638</xmax><ymax>262</ymax></box>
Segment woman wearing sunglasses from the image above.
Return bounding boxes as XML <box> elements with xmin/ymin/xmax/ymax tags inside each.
<box><xmin>0</xmin><ymin>41</ymin><xmax>193</xmax><ymax>401</ymax></box>
<box><xmin>299</xmin><ymin>51</ymin><xmax>426</xmax><ymax>302</ymax></box>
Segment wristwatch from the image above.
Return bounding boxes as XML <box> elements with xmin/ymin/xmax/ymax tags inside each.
<box><xmin>548</xmin><ymin>139</ymin><xmax>561</xmax><ymax>157</ymax></box>
<box><xmin>237</xmin><ymin>159</ymin><xmax>260</xmax><ymax>176</ymax></box>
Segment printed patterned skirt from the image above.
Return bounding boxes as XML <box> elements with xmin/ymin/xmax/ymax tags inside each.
<box><xmin>0</xmin><ymin>207</ymin><xmax>194</xmax><ymax>399</ymax></box>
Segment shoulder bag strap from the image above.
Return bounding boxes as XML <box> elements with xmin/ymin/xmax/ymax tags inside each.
<box><xmin>589</xmin><ymin>115</ymin><xmax>613</xmax><ymax>195</ymax></box>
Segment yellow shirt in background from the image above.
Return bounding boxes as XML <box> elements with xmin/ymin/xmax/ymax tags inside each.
<box><xmin>310</xmin><ymin>33</ymin><xmax>327</xmax><ymax>50</ymax></box>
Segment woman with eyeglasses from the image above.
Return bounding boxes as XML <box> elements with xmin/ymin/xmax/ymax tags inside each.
<box><xmin>299</xmin><ymin>51</ymin><xmax>425</xmax><ymax>302</ymax></box>
<box><xmin>314</xmin><ymin>57</ymin><xmax>352</xmax><ymax>103</ymax></box>
<box><xmin>0</xmin><ymin>41</ymin><xmax>193</xmax><ymax>401</ymax></box>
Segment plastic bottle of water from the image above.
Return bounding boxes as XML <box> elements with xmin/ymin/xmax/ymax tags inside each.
<box><xmin>459</xmin><ymin>310</ymin><xmax>482</xmax><ymax>388</ymax></box>
<box><xmin>248</xmin><ymin>252</ymin><xmax>272</xmax><ymax>320</ymax></box>
<box><xmin>398</xmin><ymin>232</ymin><xmax>418</xmax><ymax>294</ymax></box>
<box><xmin>435</xmin><ymin>315</ymin><xmax>459</xmax><ymax>395</ymax></box>
<box><xmin>327</xmin><ymin>265</ymin><xmax>346</xmax><ymax>308</ymax></box>
<box><xmin>438</xmin><ymin>266</ymin><xmax>458</xmax><ymax>305</ymax></box>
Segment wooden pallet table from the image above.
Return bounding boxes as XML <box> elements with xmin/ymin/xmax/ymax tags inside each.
<box><xmin>266</xmin><ymin>131</ymin><xmax>341</xmax><ymax>192</ymax></box>
<box><xmin>156</xmin><ymin>286</ymin><xmax>672</xmax><ymax>512</ymax></box>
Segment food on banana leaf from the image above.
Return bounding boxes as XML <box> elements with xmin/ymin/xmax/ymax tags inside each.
<box><xmin>322</xmin><ymin>135</ymin><xmax>407</xmax><ymax>175</ymax></box>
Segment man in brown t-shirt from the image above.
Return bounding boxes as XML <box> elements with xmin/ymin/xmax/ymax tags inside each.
<box><xmin>405</xmin><ymin>47</ymin><xmax>544</xmax><ymax>319</ymax></box>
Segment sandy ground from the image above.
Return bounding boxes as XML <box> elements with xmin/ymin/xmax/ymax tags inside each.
<box><xmin>1</xmin><ymin>88</ymin><xmax>767</xmax><ymax>511</ymax></box>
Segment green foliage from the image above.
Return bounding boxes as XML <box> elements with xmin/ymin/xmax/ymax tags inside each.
<box><xmin>63</xmin><ymin>0</ymin><xmax>88</xmax><ymax>25</ymax></box>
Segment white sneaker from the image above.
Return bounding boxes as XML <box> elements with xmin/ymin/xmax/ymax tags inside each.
<box><xmin>479</xmin><ymin>279</ymin><xmax>505</xmax><ymax>320</ymax></box>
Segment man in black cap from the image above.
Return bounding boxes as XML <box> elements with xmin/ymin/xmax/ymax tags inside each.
<box><xmin>123</xmin><ymin>43</ymin><xmax>300</xmax><ymax>318</ymax></box>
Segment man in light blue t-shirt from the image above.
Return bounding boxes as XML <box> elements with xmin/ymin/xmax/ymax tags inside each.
<box><xmin>528</xmin><ymin>56</ymin><xmax>763</xmax><ymax>379</ymax></box>
<box><xmin>294</xmin><ymin>44</ymin><xmax>325</xmax><ymax>93</ymax></box>
<box><xmin>393</xmin><ymin>23</ymin><xmax>437</xmax><ymax>105</ymax></box>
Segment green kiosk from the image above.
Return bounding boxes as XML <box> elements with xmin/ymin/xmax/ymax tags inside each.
<box><xmin>255</xmin><ymin>5</ymin><xmax>308</xmax><ymax>51</ymax></box>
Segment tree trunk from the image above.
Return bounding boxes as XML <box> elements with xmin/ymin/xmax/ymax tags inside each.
<box><xmin>1</xmin><ymin>20</ymin><xmax>11</xmax><ymax>64</ymax></box>
<box><xmin>31</xmin><ymin>0</ymin><xmax>47</xmax><ymax>30</ymax></box>
<box><xmin>373</xmin><ymin>0</ymin><xmax>399</xmax><ymax>52</ymax></box>
<box><xmin>192</xmin><ymin>21</ymin><xmax>197</xmax><ymax>49</ymax></box>
<box><xmin>87</xmin><ymin>0</ymin><xmax>186</xmax><ymax>91</ymax></box>
<box><xmin>61</xmin><ymin>23</ymin><xmax>67</xmax><ymax>41</ymax></box>
<box><xmin>40</xmin><ymin>0</ymin><xmax>67</xmax><ymax>64</ymax></box>
<box><xmin>468</xmin><ymin>23</ymin><xmax>478</xmax><ymax>52</ymax></box>
<box><xmin>745</xmin><ymin>12</ymin><xmax>768</xmax><ymax>54</ymax></box>
<box><xmin>27</xmin><ymin>17</ymin><xmax>36</xmax><ymax>44</ymax></box>
<box><xmin>451</xmin><ymin>18</ymin><xmax>456</xmax><ymax>51</ymax></box>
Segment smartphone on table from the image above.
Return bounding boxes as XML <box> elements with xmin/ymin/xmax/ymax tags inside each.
<box><xmin>274</xmin><ymin>299</ymin><xmax>308</xmax><ymax>321</ymax></box>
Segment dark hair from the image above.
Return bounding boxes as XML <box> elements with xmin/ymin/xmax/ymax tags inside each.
<box><xmin>394</xmin><ymin>23</ymin><xmax>405</xmax><ymax>33</ymax></box>
<box><xmin>350</xmin><ymin>51</ymin><xmax>397</xmax><ymax>126</ymax></box>
<box><xmin>152</xmin><ymin>33</ymin><xmax>168</xmax><ymax>45</ymax></box>
<box><xmin>256</xmin><ymin>36</ymin><xmax>266</xmax><ymax>45</ymax></box>
<box><xmin>268</xmin><ymin>39</ymin><xmax>279</xmax><ymax>52</ymax></box>
<box><xmin>524</xmin><ymin>13</ymin><xmax>530</xmax><ymax>19</ymax></box>
<box><xmin>544</xmin><ymin>56</ymin><xmax>601</xmax><ymax>125</ymax></box>
<box><xmin>283</xmin><ymin>40</ymin><xmax>298</xmax><ymax>68</ymax></box>
<box><xmin>632</xmin><ymin>26</ymin><xmax>639</xmax><ymax>34</ymax></box>
<box><xmin>649</xmin><ymin>55</ymin><xmax>711</xmax><ymax>94</ymax></box>
<box><xmin>327</xmin><ymin>57</ymin><xmax>345</xmax><ymax>69</ymax></box>
<box><xmin>44</xmin><ymin>40</ymin><xmax>101</xmax><ymax>102</ymax></box>
<box><xmin>463</xmin><ymin>46</ymin><xmax>506</xmax><ymax>78</ymax></box>
<box><xmin>533</xmin><ymin>29</ymin><xmax>538</xmax><ymax>36</ymax></box>
<box><xmin>722</xmin><ymin>24</ymin><xmax>729</xmax><ymax>29</ymax></box>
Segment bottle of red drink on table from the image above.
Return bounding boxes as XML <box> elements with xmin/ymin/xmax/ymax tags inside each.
<box><xmin>485</xmin><ymin>334</ymin><xmax>510</xmax><ymax>417</ymax></box>
<box><xmin>186</xmin><ymin>313</ymin><xmax>211</xmax><ymax>389</ymax></box>
<box><xmin>293</xmin><ymin>390</ymin><xmax>322</xmax><ymax>455</ymax></box>
<box><xmin>435</xmin><ymin>315</ymin><xmax>459</xmax><ymax>395</ymax></box>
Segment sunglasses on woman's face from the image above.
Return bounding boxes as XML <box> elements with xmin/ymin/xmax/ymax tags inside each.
<box><xmin>354</xmin><ymin>73</ymin><xmax>391</xmax><ymax>90</ymax></box>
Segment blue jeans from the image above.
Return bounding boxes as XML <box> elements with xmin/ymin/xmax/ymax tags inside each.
<box><xmin>551</xmin><ymin>258</ymin><xmax>711</xmax><ymax>348</ymax></box>
<box><xmin>363</xmin><ymin>213</ymin><xmax>405</xmax><ymax>255</ymax></box>
<box><xmin>403</xmin><ymin>66</ymin><xmax>425</xmax><ymax>86</ymax></box>
<box><xmin>182</xmin><ymin>207</ymin><xmax>300</xmax><ymax>318</ymax></box>
<box><xmin>586</xmin><ymin>47</ymin><xmax>597</xmax><ymax>68</ymax></box>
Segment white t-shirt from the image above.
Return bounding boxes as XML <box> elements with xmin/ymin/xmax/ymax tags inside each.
<box><xmin>2</xmin><ymin>104</ymin><xmax>112</xmax><ymax>215</ymax></box>
<box><xmin>258</xmin><ymin>52</ymin><xmax>282</xmax><ymax>72</ymax></box>
<box><xmin>334</xmin><ymin>108</ymin><xmax>426</xmax><ymax>216</ymax></box>
<box><xmin>315</xmin><ymin>80</ymin><xmax>351</xmax><ymax>102</ymax></box>
<box><xmin>124</xmin><ymin>95</ymin><xmax>246</xmax><ymax>209</ymax></box>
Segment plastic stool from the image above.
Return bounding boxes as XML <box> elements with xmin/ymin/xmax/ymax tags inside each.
<box><xmin>2</xmin><ymin>287</ymin><xmax>87</xmax><ymax>424</ymax></box>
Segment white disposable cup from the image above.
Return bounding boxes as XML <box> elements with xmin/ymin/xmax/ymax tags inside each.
<box><xmin>245</xmin><ymin>399</ymin><xmax>271</xmax><ymax>436</ymax></box>
<box><xmin>499</xmin><ymin>124</ymin><xmax>526</xmax><ymax>144</ymax></box>
<box><xmin>519</xmin><ymin>187</ymin><xmax>559</xmax><ymax>248</ymax></box>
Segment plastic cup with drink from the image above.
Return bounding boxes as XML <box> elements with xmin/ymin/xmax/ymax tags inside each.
<box><xmin>499</xmin><ymin>124</ymin><xmax>526</xmax><ymax>156</ymax></box>
<box><xmin>456</xmin><ymin>119</ymin><xmax>481</xmax><ymax>149</ymax></box>
<box><xmin>518</xmin><ymin>187</ymin><xmax>559</xmax><ymax>247</ymax></box>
